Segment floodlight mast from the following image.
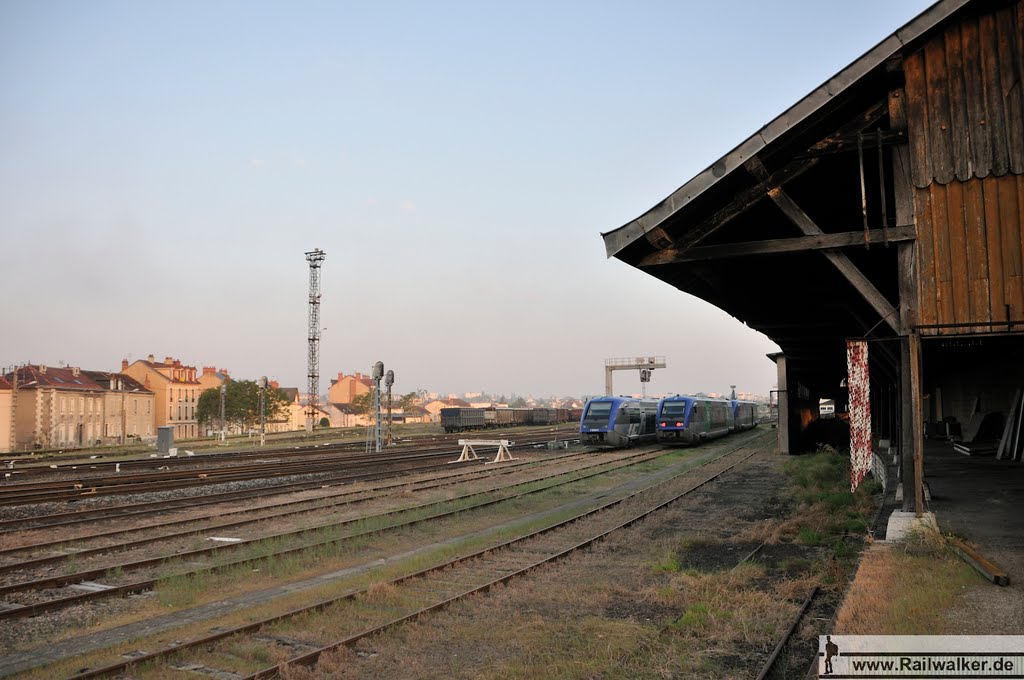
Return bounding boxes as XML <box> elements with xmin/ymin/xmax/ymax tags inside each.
<box><xmin>305</xmin><ymin>249</ymin><xmax>326</xmax><ymax>432</ymax></box>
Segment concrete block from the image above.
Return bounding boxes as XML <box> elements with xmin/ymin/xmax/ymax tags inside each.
<box><xmin>884</xmin><ymin>510</ymin><xmax>938</xmax><ymax>542</ymax></box>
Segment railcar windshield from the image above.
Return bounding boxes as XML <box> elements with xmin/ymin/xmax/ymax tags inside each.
<box><xmin>660</xmin><ymin>401</ymin><xmax>687</xmax><ymax>419</ymax></box>
<box><xmin>582</xmin><ymin>402</ymin><xmax>613</xmax><ymax>428</ymax></box>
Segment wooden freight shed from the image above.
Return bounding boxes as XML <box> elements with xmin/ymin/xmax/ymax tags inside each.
<box><xmin>602</xmin><ymin>0</ymin><xmax>1024</xmax><ymax>516</ymax></box>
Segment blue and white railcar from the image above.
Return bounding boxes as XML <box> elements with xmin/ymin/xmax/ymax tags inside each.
<box><xmin>656</xmin><ymin>395</ymin><xmax>733</xmax><ymax>445</ymax></box>
<box><xmin>579</xmin><ymin>396</ymin><xmax>660</xmax><ymax>447</ymax></box>
<box><xmin>731</xmin><ymin>399</ymin><xmax>759</xmax><ymax>432</ymax></box>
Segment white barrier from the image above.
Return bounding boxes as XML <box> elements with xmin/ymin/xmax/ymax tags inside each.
<box><xmin>452</xmin><ymin>439</ymin><xmax>516</xmax><ymax>464</ymax></box>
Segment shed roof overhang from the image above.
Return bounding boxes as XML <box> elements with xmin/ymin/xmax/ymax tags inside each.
<box><xmin>601</xmin><ymin>0</ymin><xmax>974</xmax><ymax>396</ymax></box>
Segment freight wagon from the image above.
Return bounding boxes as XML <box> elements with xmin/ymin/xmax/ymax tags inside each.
<box><xmin>440</xmin><ymin>408</ymin><xmax>486</xmax><ymax>433</ymax></box>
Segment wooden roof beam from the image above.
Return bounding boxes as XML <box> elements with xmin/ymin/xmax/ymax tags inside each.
<box><xmin>641</xmin><ymin>226</ymin><xmax>914</xmax><ymax>266</ymax></box>
<box><xmin>670</xmin><ymin>99</ymin><xmax>892</xmax><ymax>251</ymax></box>
<box><xmin>746</xmin><ymin>157</ymin><xmax>901</xmax><ymax>335</ymax></box>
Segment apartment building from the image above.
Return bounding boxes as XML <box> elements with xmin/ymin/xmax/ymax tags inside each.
<box><xmin>0</xmin><ymin>377</ymin><xmax>12</xmax><ymax>454</ymax></box>
<box><xmin>327</xmin><ymin>372</ymin><xmax>374</xmax><ymax>405</ymax></box>
<box><xmin>4</xmin><ymin>365</ymin><xmax>106</xmax><ymax>449</ymax></box>
<box><xmin>83</xmin><ymin>371</ymin><xmax>156</xmax><ymax>443</ymax></box>
<box><xmin>122</xmin><ymin>355</ymin><xmax>202</xmax><ymax>440</ymax></box>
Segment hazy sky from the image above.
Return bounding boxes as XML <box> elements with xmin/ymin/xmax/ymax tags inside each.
<box><xmin>1</xmin><ymin>0</ymin><xmax>933</xmax><ymax>399</ymax></box>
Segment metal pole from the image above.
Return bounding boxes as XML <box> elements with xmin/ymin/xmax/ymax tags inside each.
<box><xmin>258</xmin><ymin>376</ymin><xmax>267</xmax><ymax>447</ymax></box>
<box><xmin>372</xmin><ymin>362</ymin><xmax>384</xmax><ymax>453</ymax></box>
<box><xmin>385</xmin><ymin>370</ymin><xmax>394</xmax><ymax>446</ymax></box>
<box><xmin>219</xmin><ymin>384</ymin><xmax>226</xmax><ymax>442</ymax></box>
<box><xmin>120</xmin><ymin>380</ymin><xmax>127</xmax><ymax>446</ymax></box>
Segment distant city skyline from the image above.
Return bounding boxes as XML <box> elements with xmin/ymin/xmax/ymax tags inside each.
<box><xmin>0</xmin><ymin>1</ymin><xmax>934</xmax><ymax>399</ymax></box>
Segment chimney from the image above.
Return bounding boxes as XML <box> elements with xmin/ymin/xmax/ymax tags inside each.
<box><xmin>147</xmin><ymin>354</ymin><xmax>155</xmax><ymax>363</ymax></box>
<box><xmin>121</xmin><ymin>359</ymin><xmax>129</xmax><ymax>371</ymax></box>
<box><xmin>338</xmin><ymin>372</ymin><xmax>344</xmax><ymax>381</ymax></box>
<box><xmin>355</xmin><ymin>372</ymin><xmax>362</xmax><ymax>380</ymax></box>
<box><xmin>270</xmin><ymin>379</ymin><xmax>280</xmax><ymax>389</ymax></box>
<box><xmin>71</xmin><ymin>366</ymin><xmax>80</xmax><ymax>377</ymax></box>
<box><xmin>203</xmin><ymin>366</ymin><xmax>215</xmax><ymax>376</ymax></box>
<box><xmin>164</xmin><ymin>356</ymin><xmax>174</xmax><ymax>364</ymax></box>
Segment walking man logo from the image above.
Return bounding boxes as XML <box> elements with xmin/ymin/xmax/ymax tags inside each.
<box><xmin>823</xmin><ymin>635</ymin><xmax>839</xmax><ymax>675</ymax></box>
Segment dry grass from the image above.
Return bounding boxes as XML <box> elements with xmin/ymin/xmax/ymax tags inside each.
<box><xmin>834</xmin><ymin>529</ymin><xmax>980</xmax><ymax>634</ymax></box>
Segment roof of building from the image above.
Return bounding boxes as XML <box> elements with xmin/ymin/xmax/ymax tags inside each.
<box><xmin>4</xmin><ymin>365</ymin><xmax>106</xmax><ymax>391</ymax></box>
<box><xmin>330</xmin><ymin>372</ymin><xmax>375</xmax><ymax>388</ymax></box>
<box><xmin>597</xmin><ymin>0</ymin><xmax>993</xmax><ymax>395</ymax></box>
<box><xmin>129</xmin><ymin>358</ymin><xmax>201</xmax><ymax>384</ymax></box>
<box><xmin>330</xmin><ymin>403</ymin><xmax>363</xmax><ymax>415</ymax></box>
<box><xmin>82</xmin><ymin>371</ymin><xmax>153</xmax><ymax>393</ymax></box>
<box><xmin>280</xmin><ymin>387</ymin><xmax>300</xmax><ymax>402</ymax></box>
<box><xmin>0</xmin><ymin>376</ymin><xmax>11</xmax><ymax>390</ymax></box>
<box><xmin>602</xmin><ymin>0</ymin><xmax>970</xmax><ymax>259</ymax></box>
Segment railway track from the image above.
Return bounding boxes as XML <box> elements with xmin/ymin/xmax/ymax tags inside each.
<box><xmin>1</xmin><ymin>425</ymin><xmax>573</xmax><ymax>476</ymax></box>
<box><xmin>0</xmin><ymin>447</ymin><xmax>672</xmax><ymax>620</ymax></box>
<box><xmin>0</xmin><ymin>429</ymin><xmax>578</xmax><ymax>506</ymax></box>
<box><xmin>39</xmin><ymin>432</ymin><xmax>773</xmax><ymax>679</ymax></box>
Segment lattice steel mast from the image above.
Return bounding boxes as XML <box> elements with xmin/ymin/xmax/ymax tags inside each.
<box><xmin>305</xmin><ymin>249</ymin><xmax>326</xmax><ymax>431</ymax></box>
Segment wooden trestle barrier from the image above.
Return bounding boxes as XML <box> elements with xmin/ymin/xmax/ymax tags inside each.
<box><xmin>451</xmin><ymin>439</ymin><xmax>516</xmax><ymax>465</ymax></box>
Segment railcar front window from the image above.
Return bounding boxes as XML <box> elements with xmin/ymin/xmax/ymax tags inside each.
<box><xmin>583</xmin><ymin>402</ymin><xmax>612</xmax><ymax>427</ymax></box>
<box><xmin>661</xmin><ymin>402</ymin><xmax>687</xmax><ymax>419</ymax></box>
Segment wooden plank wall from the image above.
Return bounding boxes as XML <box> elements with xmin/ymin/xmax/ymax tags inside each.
<box><xmin>915</xmin><ymin>175</ymin><xmax>1024</xmax><ymax>330</ymax></box>
<box><xmin>904</xmin><ymin>0</ymin><xmax>1024</xmax><ymax>333</ymax></box>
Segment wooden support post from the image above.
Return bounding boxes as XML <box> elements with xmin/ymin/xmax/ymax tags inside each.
<box><xmin>900</xmin><ymin>338</ymin><xmax>914</xmax><ymax>512</ymax></box>
<box><xmin>889</xmin><ymin>57</ymin><xmax>924</xmax><ymax>515</ymax></box>
<box><xmin>775</xmin><ymin>355</ymin><xmax>791</xmax><ymax>455</ymax></box>
<box><xmin>909</xmin><ymin>333</ymin><xmax>924</xmax><ymax>517</ymax></box>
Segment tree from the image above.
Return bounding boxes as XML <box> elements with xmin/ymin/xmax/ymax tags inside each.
<box><xmin>396</xmin><ymin>391</ymin><xmax>424</xmax><ymax>411</ymax></box>
<box><xmin>510</xmin><ymin>396</ymin><xmax>528</xmax><ymax>408</ymax></box>
<box><xmin>197</xmin><ymin>380</ymin><xmax>290</xmax><ymax>433</ymax></box>
<box><xmin>350</xmin><ymin>390</ymin><xmax>376</xmax><ymax>416</ymax></box>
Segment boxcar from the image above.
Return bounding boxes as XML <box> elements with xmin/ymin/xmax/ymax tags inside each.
<box><xmin>532</xmin><ymin>408</ymin><xmax>558</xmax><ymax>425</ymax></box>
<box><xmin>441</xmin><ymin>408</ymin><xmax>485</xmax><ymax>433</ymax></box>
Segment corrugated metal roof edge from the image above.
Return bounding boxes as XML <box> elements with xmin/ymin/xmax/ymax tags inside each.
<box><xmin>601</xmin><ymin>0</ymin><xmax>970</xmax><ymax>259</ymax></box>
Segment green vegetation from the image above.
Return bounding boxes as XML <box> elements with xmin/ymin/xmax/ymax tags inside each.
<box><xmin>781</xmin><ymin>446</ymin><xmax>879</xmax><ymax>574</ymax></box>
<box><xmin>196</xmin><ymin>379</ymin><xmax>290</xmax><ymax>431</ymax></box>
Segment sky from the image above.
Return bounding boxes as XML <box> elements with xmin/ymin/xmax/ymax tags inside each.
<box><xmin>0</xmin><ymin>0</ymin><xmax>935</xmax><ymax>400</ymax></box>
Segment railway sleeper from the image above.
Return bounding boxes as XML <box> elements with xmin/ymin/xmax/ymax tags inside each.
<box><xmin>169</xmin><ymin>661</ymin><xmax>243</xmax><ymax>680</ymax></box>
<box><xmin>251</xmin><ymin>633</ymin><xmax>320</xmax><ymax>651</ymax></box>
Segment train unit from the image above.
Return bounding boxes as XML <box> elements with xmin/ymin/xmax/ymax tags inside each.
<box><xmin>440</xmin><ymin>406</ymin><xmax>579</xmax><ymax>434</ymax></box>
<box><xmin>655</xmin><ymin>395</ymin><xmax>733</xmax><ymax>445</ymax></box>
<box><xmin>655</xmin><ymin>395</ymin><xmax>760</xmax><ymax>445</ymax></box>
<box><xmin>579</xmin><ymin>396</ymin><xmax>660</xmax><ymax>447</ymax></box>
<box><xmin>731</xmin><ymin>399</ymin><xmax>759</xmax><ymax>432</ymax></box>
